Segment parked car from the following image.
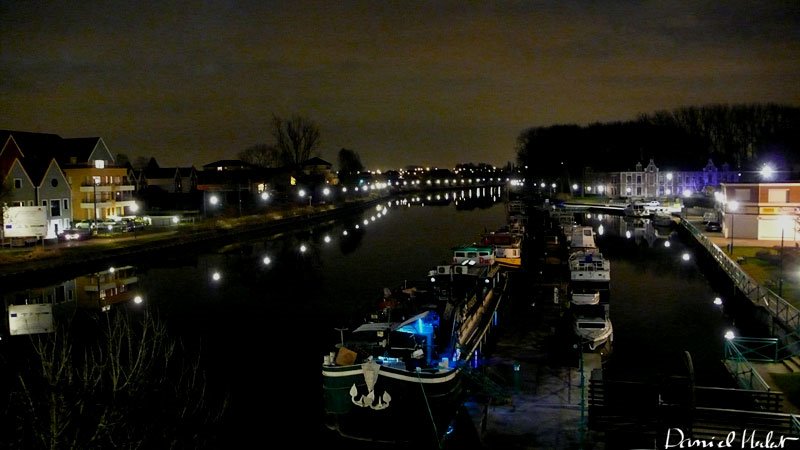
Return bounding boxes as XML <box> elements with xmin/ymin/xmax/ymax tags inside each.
<box><xmin>121</xmin><ymin>217</ymin><xmax>148</xmax><ymax>231</ymax></box>
<box><xmin>705</xmin><ymin>221</ymin><xmax>722</xmax><ymax>232</ymax></box>
<box><xmin>702</xmin><ymin>212</ymin><xmax>718</xmax><ymax>224</ymax></box>
<box><xmin>58</xmin><ymin>228</ymin><xmax>92</xmax><ymax>241</ymax></box>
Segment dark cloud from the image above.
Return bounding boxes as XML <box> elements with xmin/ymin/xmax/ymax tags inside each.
<box><xmin>1</xmin><ymin>1</ymin><xmax>798</xmax><ymax>169</ymax></box>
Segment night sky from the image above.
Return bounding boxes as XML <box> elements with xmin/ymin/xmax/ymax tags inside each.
<box><xmin>2</xmin><ymin>1</ymin><xmax>798</xmax><ymax>170</ymax></box>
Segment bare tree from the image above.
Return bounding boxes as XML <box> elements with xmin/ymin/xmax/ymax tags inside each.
<box><xmin>5</xmin><ymin>308</ymin><xmax>228</xmax><ymax>449</ymax></box>
<box><xmin>238</xmin><ymin>144</ymin><xmax>280</xmax><ymax>168</ymax></box>
<box><xmin>271</xmin><ymin>114</ymin><xmax>321</xmax><ymax>168</ymax></box>
<box><xmin>337</xmin><ymin>148</ymin><xmax>364</xmax><ymax>184</ymax></box>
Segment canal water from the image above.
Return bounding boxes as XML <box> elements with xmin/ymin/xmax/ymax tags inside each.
<box><xmin>1</xmin><ymin>192</ymin><xmax>756</xmax><ymax>448</ymax></box>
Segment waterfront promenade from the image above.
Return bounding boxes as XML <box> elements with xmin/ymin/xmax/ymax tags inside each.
<box><xmin>0</xmin><ymin>197</ymin><xmax>382</xmax><ymax>282</ymax></box>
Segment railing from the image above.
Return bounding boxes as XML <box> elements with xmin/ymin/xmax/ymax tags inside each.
<box><xmin>682</xmin><ymin>219</ymin><xmax>800</xmax><ymax>337</ymax></box>
<box><xmin>723</xmin><ymin>338</ymin><xmax>774</xmax><ymax>392</ymax></box>
<box><xmin>588</xmin><ymin>377</ymin><xmax>792</xmax><ymax>440</ymax></box>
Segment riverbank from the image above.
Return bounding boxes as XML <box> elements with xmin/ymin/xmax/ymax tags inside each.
<box><xmin>0</xmin><ymin>196</ymin><xmax>386</xmax><ymax>286</ymax></box>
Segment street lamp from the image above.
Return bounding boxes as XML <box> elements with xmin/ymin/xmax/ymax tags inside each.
<box><xmin>92</xmin><ymin>176</ymin><xmax>101</xmax><ymax>233</ymax></box>
<box><xmin>778</xmin><ymin>216</ymin><xmax>793</xmax><ymax>297</ymax></box>
<box><xmin>760</xmin><ymin>163</ymin><xmax>776</xmax><ymax>180</ymax></box>
<box><xmin>727</xmin><ymin>200</ymin><xmax>739</xmax><ymax>254</ymax></box>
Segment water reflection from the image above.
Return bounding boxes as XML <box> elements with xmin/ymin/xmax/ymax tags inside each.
<box><xmin>1</xmin><ymin>187</ymin><xmax>509</xmax><ymax>446</ymax></box>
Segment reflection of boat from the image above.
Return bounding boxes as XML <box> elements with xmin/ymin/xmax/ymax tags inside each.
<box><xmin>322</xmin><ymin>255</ymin><xmax>507</xmax><ymax>445</ymax></box>
<box><xmin>574</xmin><ymin>306</ymin><xmax>613</xmax><ymax>351</ymax></box>
<box><xmin>652</xmin><ymin>211</ymin><xmax>674</xmax><ymax>227</ymax></box>
<box><xmin>568</xmin><ymin>251</ymin><xmax>610</xmax><ymax>282</ymax></box>
<box><xmin>623</xmin><ymin>203</ymin><xmax>649</xmax><ymax>218</ymax></box>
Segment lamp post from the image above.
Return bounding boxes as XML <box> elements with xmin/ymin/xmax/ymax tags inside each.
<box><xmin>778</xmin><ymin>215</ymin><xmax>793</xmax><ymax>297</ymax></box>
<box><xmin>780</xmin><ymin>225</ymin><xmax>785</xmax><ymax>296</ymax></box>
<box><xmin>92</xmin><ymin>177</ymin><xmax>100</xmax><ymax>234</ymax></box>
<box><xmin>728</xmin><ymin>200</ymin><xmax>739</xmax><ymax>255</ymax></box>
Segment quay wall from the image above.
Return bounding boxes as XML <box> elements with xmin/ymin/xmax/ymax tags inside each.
<box><xmin>677</xmin><ymin>219</ymin><xmax>800</xmax><ymax>356</ymax></box>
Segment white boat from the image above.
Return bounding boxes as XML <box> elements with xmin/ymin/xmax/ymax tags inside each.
<box><xmin>451</xmin><ymin>245</ymin><xmax>495</xmax><ymax>266</ymax></box>
<box><xmin>570</xmin><ymin>289</ymin><xmax>601</xmax><ymax>306</ymax></box>
<box><xmin>574</xmin><ymin>308</ymin><xmax>613</xmax><ymax>351</ymax></box>
<box><xmin>568</xmin><ymin>251</ymin><xmax>610</xmax><ymax>282</ymax></box>
<box><xmin>569</xmin><ymin>226</ymin><xmax>596</xmax><ymax>252</ymax></box>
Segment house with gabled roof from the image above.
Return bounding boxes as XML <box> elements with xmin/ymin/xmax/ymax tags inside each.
<box><xmin>58</xmin><ymin>136</ymin><xmax>137</xmax><ymax>221</ymax></box>
<box><xmin>0</xmin><ymin>130</ymin><xmax>138</xmax><ymax>224</ymax></box>
<box><xmin>141</xmin><ymin>158</ymin><xmax>197</xmax><ymax>194</ymax></box>
<box><xmin>301</xmin><ymin>157</ymin><xmax>337</xmax><ymax>183</ymax></box>
<box><xmin>27</xmin><ymin>158</ymin><xmax>72</xmax><ymax>238</ymax></box>
<box><xmin>0</xmin><ymin>131</ymin><xmax>73</xmax><ymax>238</ymax></box>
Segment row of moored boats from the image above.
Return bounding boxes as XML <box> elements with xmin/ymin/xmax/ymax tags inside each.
<box><xmin>552</xmin><ymin>209</ymin><xmax>613</xmax><ymax>351</ymax></box>
<box><xmin>321</xmin><ymin>201</ymin><xmax>526</xmax><ymax>445</ymax></box>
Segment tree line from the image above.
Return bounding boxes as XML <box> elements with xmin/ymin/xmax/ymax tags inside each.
<box><xmin>516</xmin><ymin>103</ymin><xmax>800</xmax><ymax>178</ymax></box>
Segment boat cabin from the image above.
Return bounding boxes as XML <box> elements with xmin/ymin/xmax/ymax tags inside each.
<box><xmin>343</xmin><ymin>310</ymin><xmax>441</xmax><ymax>370</ymax></box>
<box><xmin>452</xmin><ymin>245</ymin><xmax>495</xmax><ymax>266</ymax></box>
<box><xmin>570</xmin><ymin>226</ymin><xmax>597</xmax><ymax>250</ymax></box>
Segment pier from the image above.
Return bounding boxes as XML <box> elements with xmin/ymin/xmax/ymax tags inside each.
<box><xmin>460</xmin><ymin>202</ymin><xmax>800</xmax><ymax>449</ymax></box>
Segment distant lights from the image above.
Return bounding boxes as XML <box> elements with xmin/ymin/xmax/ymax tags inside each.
<box><xmin>681</xmin><ymin>252</ymin><xmax>691</xmax><ymax>261</ymax></box>
<box><xmin>133</xmin><ymin>295</ymin><xmax>143</xmax><ymax>304</ymax></box>
<box><xmin>664</xmin><ymin>241</ymin><xmax>671</xmax><ymax>248</ymax></box>
<box><xmin>724</xmin><ymin>330</ymin><xmax>735</xmax><ymax>340</ymax></box>
<box><xmin>211</xmin><ymin>271</ymin><xmax>221</xmax><ymax>282</ymax></box>
<box><xmin>262</xmin><ymin>256</ymin><xmax>272</xmax><ymax>265</ymax></box>
<box><xmin>300</xmin><ymin>244</ymin><xmax>307</xmax><ymax>253</ymax></box>
<box><xmin>713</xmin><ymin>297</ymin><xmax>722</xmax><ymax>306</ymax></box>
<box><xmin>324</xmin><ymin>235</ymin><xmax>331</xmax><ymax>243</ymax></box>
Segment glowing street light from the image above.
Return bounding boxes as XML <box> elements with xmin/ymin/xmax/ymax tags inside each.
<box><xmin>760</xmin><ymin>163</ymin><xmax>775</xmax><ymax>180</ymax></box>
<box><xmin>724</xmin><ymin>330</ymin><xmax>735</xmax><ymax>340</ymax></box>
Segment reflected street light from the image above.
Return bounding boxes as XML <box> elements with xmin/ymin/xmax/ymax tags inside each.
<box><xmin>727</xmin><ymin>200</ymin><xmax>739</xmax><ymax>255</ymax></box>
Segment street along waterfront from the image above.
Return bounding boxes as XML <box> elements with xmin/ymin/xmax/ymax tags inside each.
<box><xmin>0</xmin><ymin>193</ymin><xmax>761</xmax><ymax>448</ymax></box>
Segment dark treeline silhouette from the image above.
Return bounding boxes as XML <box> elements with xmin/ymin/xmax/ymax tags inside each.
<box><xmin>516</xmin><ymin>103</ymin><xmax>800</xmax><ymax>179</ymax></box>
